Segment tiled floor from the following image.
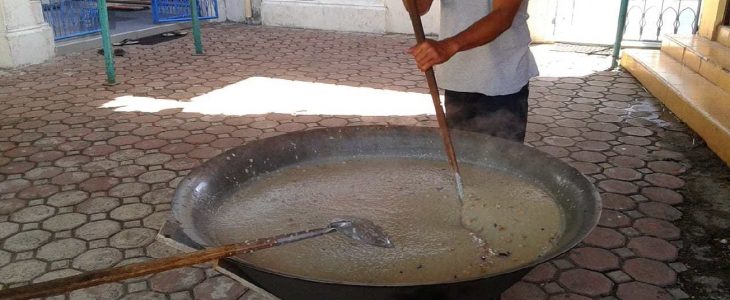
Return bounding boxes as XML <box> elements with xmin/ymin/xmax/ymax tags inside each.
<box><xmin>0</xmin><ymin>23</ymin><xmax>707</xmax><ymax>299</ymax></box>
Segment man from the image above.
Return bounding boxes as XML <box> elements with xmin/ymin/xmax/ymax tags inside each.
<box><xmin>403</xmin><ymin>0</ymin><xmax>538</xmax><ymax>142</ymax></box>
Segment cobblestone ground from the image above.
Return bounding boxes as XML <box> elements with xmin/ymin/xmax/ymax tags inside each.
<box><xmin>0</xmin><ymin>23</ymin><xmax>724</xmax><ymax>299</ymax></box>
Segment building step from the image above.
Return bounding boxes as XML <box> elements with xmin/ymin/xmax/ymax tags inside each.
<box><xmin>661</xmin><ymin>35</ymin><xmax>730</xmax><ymax>93</ymax></box>
<box><xmin>621</xmin><ymin>49</ymin><xmax>730</xmax><ymax>166</ymax></box>
<box><xmin>718</xmin><ymin>26</ymin><xmax>730</xmax><ymax>48</ymax></box>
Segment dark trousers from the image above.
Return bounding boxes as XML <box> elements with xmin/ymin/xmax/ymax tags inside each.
<box><xmin>444</xmin><ymin>85</ymin><xmax>529</xmax><ymax>143</ymax></box>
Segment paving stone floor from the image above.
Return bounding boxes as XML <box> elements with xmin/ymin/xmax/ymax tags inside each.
<box><xmin>0</xmin><ymin>23</ymin><xmax>720</xmax><ymax>299</ymax></box>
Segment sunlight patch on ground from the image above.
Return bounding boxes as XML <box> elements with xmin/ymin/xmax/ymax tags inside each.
<box><xmin>102</xmin><ymin>77</ymin><xmax>437</xmax><ymax>116</ymax></box>
<box><xmin>531</xmin><ymin>44</ymin><xmax>613</xmax><ymax>77</ymax></box>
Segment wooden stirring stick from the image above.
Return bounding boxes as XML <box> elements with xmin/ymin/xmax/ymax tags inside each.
<box><xmin>405</xmin><ymin>0</ymin><xmax>465</xmax><ymax>202</ymax></box>
<box><xmin>0</xmin><ymin>218</ymin><xmax>394</xmax><ymax>300</ymax></box>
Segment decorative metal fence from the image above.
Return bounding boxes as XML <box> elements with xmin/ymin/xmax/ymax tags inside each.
<box><xmin>623</xmin><ymin>0</ymin><xmax>702</xmax><ymax>41</ymax></box>
<box><xmin>42</xmin><ymin>0</ymin><xmax>101</xmax><ymax>40</ymax></box>
<box><xmin>152</xmin><ymin>0</ymin><xmax>218</xmax><ymax>23</ymax></box>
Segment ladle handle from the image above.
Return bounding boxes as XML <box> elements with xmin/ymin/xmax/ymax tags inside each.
<box><xmin>0</xmin><ymin>228</ymin><xmax>334</xmax><ymax>300</ymax></box>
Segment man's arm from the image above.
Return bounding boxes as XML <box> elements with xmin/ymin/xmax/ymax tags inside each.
<box><xmin>408</xmin><ymin>0</ymin><xmax>524</xmax><ymax>71</ymax></box>
<box><xmin>403</xmin><ymin>0</ymin><xmax>434</xmax><ymax>16</ymax></box>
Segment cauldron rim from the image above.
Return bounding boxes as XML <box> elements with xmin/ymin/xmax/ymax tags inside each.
<box><xmin>224</xmin><ymin>248</ymin><xmax>552</xmax><ymax>287</ymax></box>
<box><xmin>171</xmin><ymin>125</ymin><xmax>602</xmax><ymax>288</ymax></box>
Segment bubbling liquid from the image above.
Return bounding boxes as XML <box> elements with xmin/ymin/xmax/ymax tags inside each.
<box><xmin>203</xmin><ymin>157</ymin><xmax>563</xmax><ymax>284</ymax></box>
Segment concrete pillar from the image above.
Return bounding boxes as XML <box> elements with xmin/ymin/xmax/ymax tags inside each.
<box><xmin>255</xmin><ymin>0</ymin><xmax>563</xmax><ymax>38</ymax></box>
<box><xmin>0</xmin><ymin>0</ymin><xmax>55</xmax><ymax>68</ymax></box>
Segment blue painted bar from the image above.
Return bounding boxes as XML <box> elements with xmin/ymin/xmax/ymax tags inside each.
<box><xmin>152</xmin><ymin>0</ymin><xmax>218</xmax><ymax>23</ymax></box>
<box><xmin>41</xmin><ymin>0</ymin><xmax>101</xmax><ymax>40</ymax></box>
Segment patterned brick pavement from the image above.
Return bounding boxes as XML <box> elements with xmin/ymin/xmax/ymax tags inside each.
<box><xmin>0</xmin><ymin>23</ymin><xmax>708</xmax><ymax>299</ymax></box>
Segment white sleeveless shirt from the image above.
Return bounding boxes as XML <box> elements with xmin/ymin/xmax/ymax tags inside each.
<box><xmin>435</xmin><ymin>0</ymin><xmax>539</xmax><ymax>96</ymax></box>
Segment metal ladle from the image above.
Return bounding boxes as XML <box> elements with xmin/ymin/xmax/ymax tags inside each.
<box><xmin>0</xmin><ymin>218</ymin><xmax>393</xmax><ymax>300</ymax></box>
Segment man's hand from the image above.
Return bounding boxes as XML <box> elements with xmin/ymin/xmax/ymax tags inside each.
<box><xmin>408</xmin><ymin>38</ymin><xmax>460</xmax><ymax>71</ymax></box>
<box><xmin>402</xmin><ymin>0</ymin><xmax>434</xmax><ymax>16</ymax></box>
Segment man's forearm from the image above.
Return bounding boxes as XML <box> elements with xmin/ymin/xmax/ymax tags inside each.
<box><xmin>444</xmin><ymin>1</ymin><xmax>522</xmax><ymax>53</ymax></box>
<box><xmin>404</xmin><ymin>0</ymin><xmax>524</xmax><ymax>71</ymax></box>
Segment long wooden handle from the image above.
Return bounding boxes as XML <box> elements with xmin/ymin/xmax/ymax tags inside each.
<box><xmin>406</xmin><ymin>0</ymin><xmax>464</xmax><ymax>200</ymax></box>
<box><xmin>0</xmin><ymin>238</ymin><xmax>276</xmax><ymax>300</ymax></box>
<box><xmin>0</xmin><ymin>227</ymin><xmax>334</xmax><ymax>300</ymax></box>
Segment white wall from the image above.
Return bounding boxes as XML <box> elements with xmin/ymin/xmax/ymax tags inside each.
<box><xmin>526</xmin><ymin>0</ymin><xmax>556</xmax><ymax>43</ymax></box>
<box><xmin>255</xmin><ymin>0</ymin><xmax>439</xmax><ymax>34</ymax></box>
<box><xmin>384</xmin><ymin>0</ymin><xmax>555</xmax><ymax>41</ymax></box>
<box><xmin>248</xmin><ymin>0</ymin><xmax>567</xmax><ymax>43</ymax></box>
<box><xmin>225</xmin><ymin>0</ymin><xmax>262</xmax><ymax>22</ymax></box>
<box><xmin>261</xmin><ymin>0</ymin><xmax>388</xmax><ymax>33</ymax></box>
<box><xmin>225</xmin><ymin>0</ymin><xmax>244</xmax><ymax>21</ymax></box>
<box><xmin>0</xmin><ymin>0</ymin><xmax>55</xmax><ymax>68</ymax></box>
<box><xmin>215</xmin><ymin>0</ymin><xmax>229</xmax><ymax>22</ymax></box>
<box><xmin>553</xmin><ymin>0</ymin><xmax>620</xmax><ymax>44</ymax></box>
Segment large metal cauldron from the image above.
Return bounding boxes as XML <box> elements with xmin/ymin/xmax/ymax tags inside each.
<box><xmin>167</xmin><ymin>125</ymin><xmax>601</xmax><ymax>300</ymax></box>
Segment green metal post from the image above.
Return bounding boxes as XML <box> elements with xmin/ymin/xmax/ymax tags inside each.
<box><xmin>611</xmin><ymin>0</ymin><xmax>630</xmax><ymax>69</ymax></box>
<box><xmin>97</xmin><ymin>0</ymin><xmax>116</xmax><ymax>84</ymax></box>
<box><xmin>190</xmin><ymin>0</ymin><xmax>204</xmax><ymax>54</ymax></box>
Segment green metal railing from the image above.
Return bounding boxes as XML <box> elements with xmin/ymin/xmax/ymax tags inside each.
<box><xmin>96</xmin><ymin>0</ymin><xmax>204</xmax><ymax>84</ymax></box>
<box><xmin>191</xmin><ymin>0</ymin><xmax>204</xmax><ymax>55</ymax></box>
<box><xmin>96</xmin><ymin>0</ymin><xmax>638</xmax><ymax>80</ymax></box>
<box><xmin>612</xmin><ymin>0</ymin><xmax>631</xmax><ymax>69</ymax></box>
<box><xmin>98</xmin><ymin>0</ymin><xmax>115</xmax><ymax>84</ymax></box>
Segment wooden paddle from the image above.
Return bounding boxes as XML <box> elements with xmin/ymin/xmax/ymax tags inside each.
<box><xmin>0</xmin><ymin>219</ymin><xmax>393</xmax><ymax>300</ymax></box>
<box><xmin>405</xmin><ymin>0</ymin><xmax>465</xmax><ymax>202</ymax></box>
